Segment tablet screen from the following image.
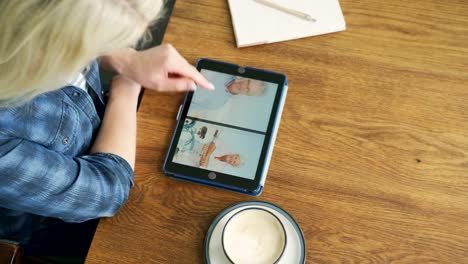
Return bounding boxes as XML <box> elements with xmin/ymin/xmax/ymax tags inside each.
<box><xmin>172</xmin><ymin>69</ymin><xmax>278</xmax><ymax>180</ymax></box>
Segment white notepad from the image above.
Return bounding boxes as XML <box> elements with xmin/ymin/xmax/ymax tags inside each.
<box><xmin>228</xmin><ymin>0</ymin><xmax>346</xmax><ymax>48</ymax></box>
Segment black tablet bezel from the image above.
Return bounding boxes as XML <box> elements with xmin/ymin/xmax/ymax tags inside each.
<box><xmin>163</xmin><ymin>58</ymin><xmax>287</xmax><ymax>193</ymax></box>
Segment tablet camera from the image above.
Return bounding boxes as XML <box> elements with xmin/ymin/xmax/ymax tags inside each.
<box><xmin>238</xmin><ymin>67</ymin><xmax>246</xmax><ymax>74</ymax></box>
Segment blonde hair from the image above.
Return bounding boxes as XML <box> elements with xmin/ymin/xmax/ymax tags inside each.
<box><xmin>0</xmin><ymin>0</ymin><xmax>163</xmax><ymax>106</ymax></box>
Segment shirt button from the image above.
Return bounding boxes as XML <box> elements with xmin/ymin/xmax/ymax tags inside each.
<box><xmin>72</xmin><ymin>92</ymin><xmax>80</xmax><ymax>97</ymax></box>
<box><xmin>62</xmin><ymin>137</ymin><xmax>70</xmax><ymax>145</ymax></box>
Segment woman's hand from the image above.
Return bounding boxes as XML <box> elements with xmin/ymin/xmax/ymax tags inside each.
<box><xmin>100</xmin><ymin>45</ymin><xmax>214</xmax><ymax>92</ymax></box>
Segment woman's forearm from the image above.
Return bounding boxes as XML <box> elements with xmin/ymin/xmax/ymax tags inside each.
<box><xmin>90</xmin><ymin>76</ymin><xmax>141</xmax><ymax>169</ymax></box>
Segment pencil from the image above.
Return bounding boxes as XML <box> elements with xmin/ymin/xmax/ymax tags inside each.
<box><xmin>254</xmin><ymin>0</ymin><xmax>316</xmax><ymax>22</ymax></box>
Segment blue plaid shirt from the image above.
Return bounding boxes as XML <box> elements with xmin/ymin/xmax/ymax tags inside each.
<box><xmin>0</xmin><ymin>61</ymin><xmax>134</xmax><ymax>243</ymax></box>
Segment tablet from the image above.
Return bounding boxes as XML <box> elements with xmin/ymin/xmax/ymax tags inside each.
<box><xmin>163</xmin><ymin>58</ymin><xmax>287</xmax><ymax>196</ymax></box>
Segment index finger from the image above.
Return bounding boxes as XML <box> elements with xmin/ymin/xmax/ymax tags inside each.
<box><xmin>172</xmin><ymin>58</ymin><xmax>214</xmax><ymax>90</ymax></box>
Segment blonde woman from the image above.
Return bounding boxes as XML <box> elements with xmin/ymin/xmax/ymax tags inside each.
<box><xmin>0</xmin><ymin>0</ymin><xmax>213</xmax><ymax>257</ymax></box>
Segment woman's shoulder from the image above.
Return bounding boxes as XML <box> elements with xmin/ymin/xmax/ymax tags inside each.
<box><xmin>0</xmin><ymin>88</ymin><xmax>71</xmax><ymax>145</ymax></box>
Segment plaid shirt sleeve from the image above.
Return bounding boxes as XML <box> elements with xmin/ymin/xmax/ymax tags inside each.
<box><xmin>0</xmin><ymin>135</ymin><xmax>134</xmax><ymax>223</ymax></box>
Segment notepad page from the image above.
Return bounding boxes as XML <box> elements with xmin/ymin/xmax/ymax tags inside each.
<box><xmin>228</xmin><ymin>0</ymin><xmax>346</xmax><ymax>47</ymax></box>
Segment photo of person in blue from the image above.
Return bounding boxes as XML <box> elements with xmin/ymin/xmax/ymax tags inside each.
<box><xmin>191</xmin><ymin>76</ymin><xmax>266</xmax><ymax>109</ymax></box>
<box><xmin>188</xmin><ymin>70</ymin><xmax>278</xmax><ymax>132</ymax></box>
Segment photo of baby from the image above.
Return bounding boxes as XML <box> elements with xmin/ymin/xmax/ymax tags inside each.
<box><xmin>188</xmin><ymin>69</ymin><xmax>277</xmax><ymax>132</ymax></box>
<box><xmin>173</xmin><ymin>118</ymin><xmax>265</xmax><ymax>179</ymax></box>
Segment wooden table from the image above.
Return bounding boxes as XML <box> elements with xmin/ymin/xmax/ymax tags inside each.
<box><xmin>86</xmin><ymin>0</ymin><xmax>468</xmax><ymax>263</ymax></box>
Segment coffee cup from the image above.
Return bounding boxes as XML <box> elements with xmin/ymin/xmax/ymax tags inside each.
<box><xmin>222</xmin><ymin>207</ymin><xmax>287</xmax><ymax>264</ymax></box>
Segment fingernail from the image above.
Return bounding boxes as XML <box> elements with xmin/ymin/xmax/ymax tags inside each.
<box><xmin>208</xmin><ymin>83</ymin><xmax>215</xmax><ymax>90</ymax></box>
<box><xmin>189</xmin><ymin>82</ymin><xmax>197</xmax><ymax>91</ymax></box>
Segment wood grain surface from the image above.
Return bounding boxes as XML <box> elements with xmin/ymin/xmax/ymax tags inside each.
<box><xmin>86</xmin><ymin>0</ymin><xmax>468</xmax><ymax>263</ymax></box>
